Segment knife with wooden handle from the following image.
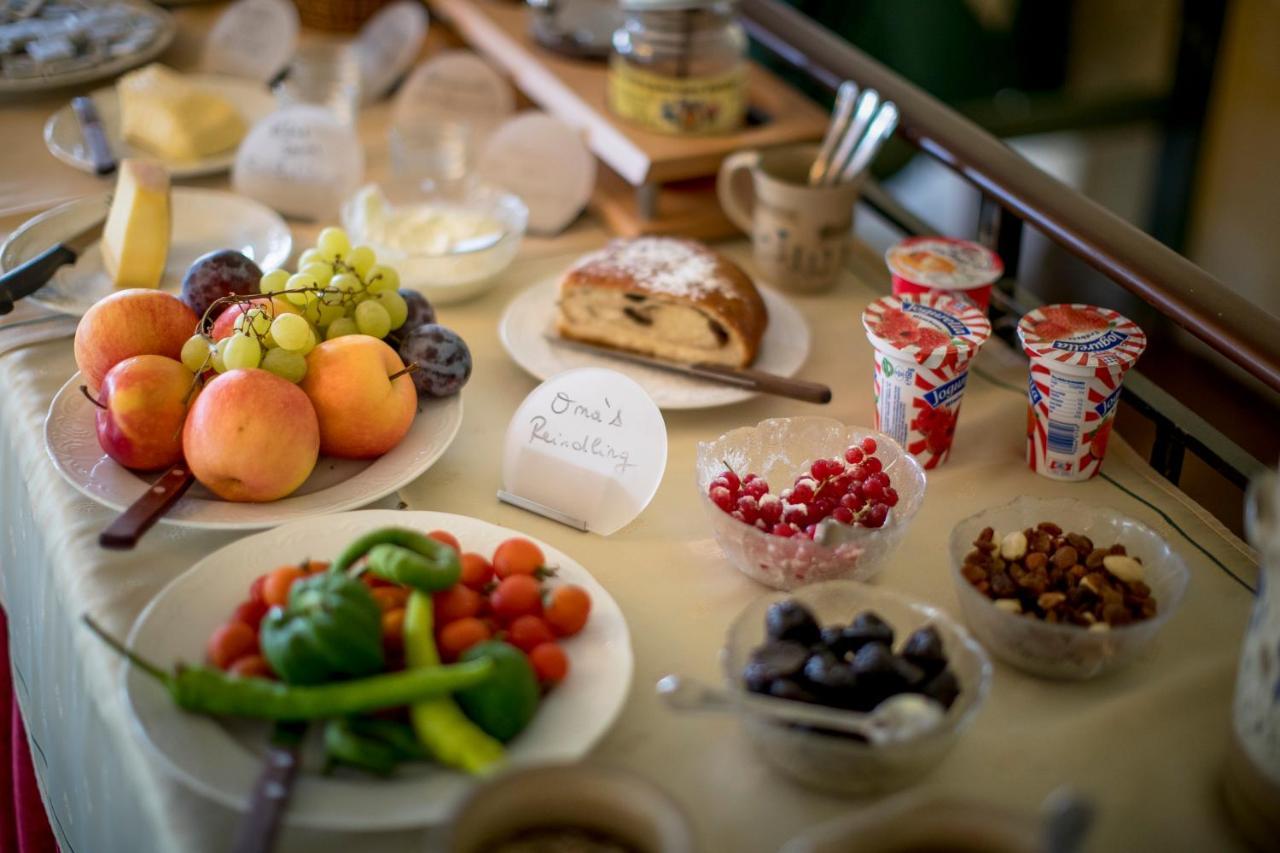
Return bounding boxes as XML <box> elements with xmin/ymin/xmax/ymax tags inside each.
<box><xmin>544</xmin><ymin>335</ymin><xmax>832</xmax><ymax>404</ymax></box>
<box><xmin>0</xmin><ymin>216</ymin><xmax>104</xmax><ymax>315</ymax></box>
<box><xmin>72</xmin><ymin>96</ymin><xmax>116</xmax><ymax>176</ymax></box>
<box><xmin>98</xmin><ymin>463</ymin><xmax>196</xmax><ymax>550</ymax></box>
<box><xmin>231</xmin><ymin>721</ymin><xmax>307</xmax><ymax>853</ymax></box>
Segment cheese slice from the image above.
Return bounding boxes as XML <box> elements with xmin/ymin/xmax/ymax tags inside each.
<box><xmin>101</xmin><ymin>159</ymin><xmax>170</xmax><ymax>289</ymax></box>
<box><xmin>117</xmin><ymin>64</ymin><xmax>246</xmax><ymax>161</ymax></box>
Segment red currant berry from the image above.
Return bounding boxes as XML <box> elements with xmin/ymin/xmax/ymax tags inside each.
<box><xmin>848</xmin><ymin>463</ymin><xmax>869</xmax><ymax>482</ymax></box>
<box><xmin>742</xmin><ymin>478</ymin><xmax>769</xmax><ymax>499</ymax></box>
<box><xmin>721</xmin><ymin>470</ymin><xmax>741</xmax><ymax>492</ymax></box>
<box><xmin>864</xmin><ymin>456</ymin><xmax>883</xmax><ymax>475</ymax></box>
<box><xmin>803</xmin><ymin>524</ymin><xmax>818</xmax><ymax>540</ymax></box>
<box><xmin>736</xmin><ymin>495</ymin><xmax>760</xmax><ymax>522</ymax></box>
<box><xmin>783</xmin><ymin>504</ymin><xmax>808</xmax><ymax>526</ymax></box>
<box><xmin>810</xmin><ymin>458</ymin><xmax>841</xmax><ymax>480</ymax></box>
<box><xmin>861</xmin><ymin>477</ymin><xmax>885</xmax><ymax>500</ymax></box>
<box><xmin>772</xmin><ymin>523</ymin><xmax>797</xmax><ymax>538</ymax></box>
<box><xmin>812</xmin><ymin>497</ymin><xmax>836</xmax><ymax>519</ymax></box>
<box><xmin>789</xmin><ymin>480</ymin><xmax>816</xmax><ymax>504</ymax></box>
<box><xmin>832</xmin><ymin>506</ymin><xmax>855</xmax><ymax>524</ymax></box>
<box><xmin>844</xmin><ymin>446</ymin><xmax>864</xmax><ymax>465</ymax></box>
<box><xmin>883</xmin><ymin>487</ymin><xmax>899</xmax><ymax>507</ymax></box>
<box><xmin>840</xmin><ymin>492</ymin><xmax>866</xmax><ymax>511</ymax></box>
<box><xmin>755</xmin><ymin>519</ymin><xmax>771</xmax><ymax>531</ymax></box>
<box><xmin>758</xmin><ymin>495</ymin><xmax>783</xmax><ymax>524</ymax></box>
<box><xmin>709</xmin><ymin>485</ymin><xmax>735</xmax><ymax>512</ymax></box>
<box><xmin>861</xmin><ymin>503</ymin><xmax>889</xmax><ymax>528</ymax></box>
<box><xmin>860</xmin><ymin>437</ymin><xmax>878</xmax><ymax>454</ymax></box>
<box><xmin>830</xmin><ymin>473</ymin><xmax>854</xmax><ymax>495</ymax></box>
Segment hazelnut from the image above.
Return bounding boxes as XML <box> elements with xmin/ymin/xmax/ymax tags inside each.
<box><xmin>1038</xmin><ymin>592</ymin><xmax>1067</xmax><ymax>610</ymax></box>
<box><xmin>994</xmin><ymin>598</ymin><xmax>1023</xmax><ymax>614</ymax></box>
<box><xmin>1000</xmin><ymin>530</ymin><xmax>1028</xmax><ymax>561</ymax></box>
<box><xmin>1103</xmin><ymin>555</ymin><xmax>1145</xmax><ymax>584</ymax></box>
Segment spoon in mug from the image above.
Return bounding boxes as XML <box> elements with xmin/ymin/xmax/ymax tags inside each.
<box><xmin>808</xmin><ymin>80</ymin><xmax>858</xmax><ymax>185</ymax></box>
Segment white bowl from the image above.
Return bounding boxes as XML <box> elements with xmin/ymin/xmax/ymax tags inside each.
<box><xmin>696</xmin><ymin>417</ymin><xmax>927</xmax><ymax>590</ymax></box>
<box><xmin>949</xmin><ymin>496</ymin><xmax>1190</xmax><ymax>679</ymax></box>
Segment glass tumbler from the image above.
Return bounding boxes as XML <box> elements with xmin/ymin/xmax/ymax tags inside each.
<box><xmin>275</xmin><ymin>41</ymin><xmax>361</xmax><ymax>125</ymax></box>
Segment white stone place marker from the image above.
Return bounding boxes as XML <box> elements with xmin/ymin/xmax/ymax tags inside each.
<box><xmin>200</xmin><ymin>0</ymin><xmax>299</xmax><ymax>84</ymax></box>
<box><xmin>392</xmin><ymin>50</ymin><xmax>515</xmax><ymax>137</ymax></box>
<box><xmin>355</xmin><ymin>1</ymin><xmax>429</xmax><ymax>104</ymax></box>
<box><xmin>232</xmin><ymin>106</ymin><xmax>364</xmax><ymax>221</ymax></box>
<box><xmin>501</xmin><ymin>368</ymin><xmax>667</xmax><ymax>535</ymax></box>
<box><xmin>475</xmin><ymin>112</ymin><xmax>596</xmax><ymax>236</ymax></box>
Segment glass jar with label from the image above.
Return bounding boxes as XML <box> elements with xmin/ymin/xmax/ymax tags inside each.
<box><xmin>608</xmin><ymin>0</ymin><xmax>747</xmax><ymax>136</ymax></box>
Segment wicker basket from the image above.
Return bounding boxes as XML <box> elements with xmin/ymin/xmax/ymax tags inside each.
<box><xmin>293</xmin><ymin>0</ymin><xmax>394</xmax><ymax>32</ymax></box>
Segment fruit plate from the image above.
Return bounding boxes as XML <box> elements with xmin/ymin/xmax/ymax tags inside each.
<box><xmin>123</xmin><ymin>510</ymin><xmax>633</xmax><ymax>830</ymax></box>
<box><xmin>44</xmin><ymin>374</ymin><xmax>463</xmax><ymax>529</ymax></box>
<box><xmin>44</xmin><ymin>73</ymin><xmax>276</xmax><ymax>178</ymax></box>
<box><xmin>0</xmin><ymin>190</ymin><xmax>291</xmax><ymax>318</ymax></box>
<box><xmin>499</xmin><ymin>274</ymin><xmax>811</xmax><ymax>410</ymax></box>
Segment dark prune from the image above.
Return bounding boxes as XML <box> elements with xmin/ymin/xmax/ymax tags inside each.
<box><xmin>819</xmin><ymin>625</ymin><xmax>849</xmax><ymax>655</ymax></box>
<box><xmin>891</xmin><ymin>656</ymin><xmax>927</xmax><ymax>688</ymax></box>
<box><xmin>181</xmin><ymin>250</ymin><xmax>262</xmax><ymax>321</ymax></box>
<box><xmin>765</xmin><ymin>600</ymin><xmax>821</xmax><ymax>646</ymax></box>
<box><xmin>400</xmin><ymin>289</ymin><xmax>437</xmax><ymax>330</ymax></box>
<box><xmin>900</xmin><ymin>625</ymin><xmax>947</xmax><ymax>677</ymax></box>
<box><xmin>841</xmin><ymin>610</ymin><xmax>894</xmax><ymax>653</ymax></box>
<box><xmin>743</xmin><ymin>641</ymin><xmax>809</xmax><ymax>692</ymax></box>
<box><xmin>919</xmin><ymin>668</ymin><xmax>961</xmax><ymax>710</ymax></box>
<box><xmin>768</xmin><ymin>679</ymin><xmax>820</xmax><ymax>704</ymax></box>
<box><xmin>802</xmin><ymin>653</ymin><xmax>859</xmax><ymax>706</ymax></box>
<box><xmin>397</xmin><ymin>324</ymin><xmax>472</xmax><ymax>398</ymax></box>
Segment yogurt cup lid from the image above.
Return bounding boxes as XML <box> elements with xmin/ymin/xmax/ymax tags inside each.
<box><xmin>862</xmin><ymin>292</ymin><xmax>992</xmax><ymax>369</ymax></box>
<box><xmin>885</xmin><ymin>237</ymin><xmax>1003</xmax><ymax>290</ymax></box>
<box><xmin>1017</xmin><ymin>304</ymin><xmax>1147</xmax><ymax>373</ymax></box>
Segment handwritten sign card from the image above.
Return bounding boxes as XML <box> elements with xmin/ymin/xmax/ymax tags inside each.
<box><xmin>200</xmin><ymin>0</ymin><xmax>298</xmax><ymax>84</ymax></box>
<box><xmin>392</xmin><ymin>51</ymin><xmax>514</xmax><ymax>138</ymax></box>
<box><xmin>355</xmin><ymin>1</ymin><xmax>428</xmax><ymax>104</ymax></box>
<box><xmin>232</xmin><ymin>106</ymin><xmax>364</xmax><ymax>221</ymax></box>
<box><xmin>502</xmin><ymin>368</ymin><xmax>667</xmax><ymax>535</ymax></box>
<box><xmin>476</xmin><ymin>113</ymin><xmax>596</xmax><ymax>235</ymax></box>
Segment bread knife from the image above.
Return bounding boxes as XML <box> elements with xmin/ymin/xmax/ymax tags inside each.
<box><xmin>543</xmin><ymin>335</ymin><xmax>832</xmax><ymax>404</ymax></box>
<box><xmin>0</xmin><ymin>215</ymin><xmax>105</xmax><ymax>315</ymax></box>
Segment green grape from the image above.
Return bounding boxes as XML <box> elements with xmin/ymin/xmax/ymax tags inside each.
<box><xmin>302</xmin><ymin>262</ymin><xmax>334</xmax><ymax>286</ymax></box>
<box><xmin>285</xmin><ymin>272</ymin><xmax>318</xmax><ymax>306</ymax></box>
<box><xmin>317</xmin><ymin>227</ymin><xmax>351</xmax><ymax>261</ymax></box>
<box><xmin>259</xmin><ymin>269</ymin><xmax>290</xmax><ymax>294</ymax></box>
<box><xmin>355</xmin><ymin>300</ymin><xmax>392</xmax><ymax>339</ymax></box>
<box><xmin>317</xmin><ymin>301</ymin><xmax>346</xmax><ymax>326</ymax></box>
<box><xmin>365</xmin><ymin>264</ymin><xmax>400</xmax><ymax>294</ymax></box>
<box><xmin>326</xmin><ymin>317</ymin><xmax>358</xmax><ymax>340</ymax></box>
<box><xmin>300</xmin><ymin>295</ymin><xmax>323</xmax><ymax>325</ymax></box>
<box><xmin>374</xmin><ymin>289</ymin><xmax>409</xmax><ymax>329</ymax></box>
<box><xmin>296</xmin><ymin>248</ymin><xmax>324</xmax><ymax>269</ymax></box>
<box><xmin>261</xmin><ymin>348</ymin><xmax>307</xmax><ymax>384</ymax></box>
<box><xmin>235</xmin><ymin>306</ymin><xmax>272</xmax><ymax>337</ymax></box>
<box><xmin>297</xmin><ymin>326</ymin><xmax>319</xmax><ymax>356</ymax></box>
<box><xmin>348</xmin><ymin>245</ymin><xmax>376</xmax><ymax>278</ymax></box>
<box><xmin>270</xmin><ymin>313</ymin><xmax>312</xmax><ymax>352</ymax></box>
<box><xmin>331</xmin><ymin>272</ymin><xmax>362</xmax><ymax>293</ymax></box>
<box><xmin>181</xmin><ymin>334</ymin><xmax>213</xmax><ymax>373</ymax></box>
<box><xmin>223</xmin><ymin>333</ymin><xmax>262</xmax><ymax>370</ymax></box>
<box><xmin>212</xmin><ymin>337</ymin><xmax>231</xmax><ymax>373</ymax></box>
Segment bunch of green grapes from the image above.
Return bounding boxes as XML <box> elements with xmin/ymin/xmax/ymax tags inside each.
<box><xmin>177</xmin><ymin>227</ymin><xmax>411</xmax><ymax>385</ymax></box>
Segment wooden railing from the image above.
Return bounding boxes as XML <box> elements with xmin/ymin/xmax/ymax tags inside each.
<box><xmin>739</xmin><ymin>0</ymin><xmax>1273</xmax><ymax>487</ymax></box>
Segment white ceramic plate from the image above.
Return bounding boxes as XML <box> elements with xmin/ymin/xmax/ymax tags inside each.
<box><xmin>44</xmin><ymin>74</ymin><xmax>276</xmax><ymax>178</ymax></box>
<box><xmin>499</xmin><ymin>274</ymin><xmax>811</xmax><ymax>409</ymax></box>
<box><xmin>0</xmin><ymin>3</ymin><xmax>176</xmax><ymax>96</ymax></box>
<box><xmin>0</xmin><ymin>189</ymin><xmax>291</xmax><ymax>318</ymax></box>
<box><xmin>44</xmin><ymin>374</ymin><xmax>464</xmax><ymax>529</ymax></box>
<box><xmin>124</xmin><ymin>510</ymin><xmax>633</xmax><ymax>830</ymax></box>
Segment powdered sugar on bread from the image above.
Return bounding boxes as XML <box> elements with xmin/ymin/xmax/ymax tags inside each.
<box><xmin>569</xmin><ymin>237</ymin><xmax>736</xmax><ymax>300</ymax></box>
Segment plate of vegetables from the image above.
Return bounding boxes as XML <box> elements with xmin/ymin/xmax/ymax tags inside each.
<box><xmin>105</xmin><ymin>510</ymin><xmax>632</xmax><ymax>830</ymax></box>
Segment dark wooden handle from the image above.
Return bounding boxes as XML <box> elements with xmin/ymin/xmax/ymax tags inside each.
<box><xmin>231</xmin><ymin>738</ymin><xmax>304</xmax><ymax>853</ymax></box>
<box><xmin>0</xmin><ymin>244</ymin><xmax>76</xmax><ymax>315</ymax></box>
<box><xmin>696</xmin><ymin>364</ymin><xmax>833</xmax><ymax>404</ymax></box>
<box><xmin>98</xmin><ymin>464</ymin><xmax>195</xmax><ymax>550</ymax></box>
<box><xmin>72</xmin><ymin>96</ymin><xmax>116</xmax><ymax>176</ymax></box>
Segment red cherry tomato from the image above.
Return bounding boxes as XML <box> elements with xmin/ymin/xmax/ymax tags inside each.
<box><xmin>490</xmin><ymin>575</ymin><xmax>543</xmax><ymax>623</ymax></box>
<box><xmin>207</xmin><ymin>622</ymin><xmax>258</xmax><ymax>670</ymax></box>
<box><xmin>529</xmin><ymin>642</ymin><xmax>569</xmax><ymax>685</ymax></box>
<box><xmin>544</xmin><ymin>585</ymin><xmax>591</xmax><ymax>637</ymax></box>
<box><xmin>227</xmin><ymin>654</ymin><xmax>273</xmax><ymax>679</ymax></box>
<box><xmin>427</xmin><ymin>530</ymin><xmax>461</xmax><ymax>553</ymax></box>
<box><xmin>371</xmin><ymin>586</ymin><xmax>409</xmax><ymax>612</ymax></box>
<box><xmin>434</xmin><ymin>584</ymin><xmax>482</xmax><ymax>625</ymax></box>
<box><xmin>438</xmin><ymin>617</ymin><xmax>491</xmax><ymax>661</ymax></box>
<box><xmin>248</xmin><ymin>574</ymin><xmax>268</xmax><ymax>606</ymax></box>
<box><xmin>232</xmin><ymin>599</ymin><xmax>269</xmax><ymax>631</ymax></box>
<box><xmin>459</xmin><ymin>552</ymin><xmax>495</xmax><ymax>591</ymax></box>
<box><xmin>507</xmin><ymin>615</ymin><xmax>556</xmax><ymax>653</ymax></box>
<box><xmin>262</xmin><ymin>566</ymin><xmax>305</xmax><ymax>608</ymax></box>
<box><xmin>492</xmin><ymin>538</ymin><xmax>545</xmax><ymax>579</ymax></box>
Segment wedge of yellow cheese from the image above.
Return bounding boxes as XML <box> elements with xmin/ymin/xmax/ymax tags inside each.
<box><xmin>117</xmin><ymin>64</ymin><xmax>246</xmax><ymax>161</ymax></box>
<box><xmin>101</xmin><ymin>159</ymin><xmax>170</xmax><ymax>289</ymax></box>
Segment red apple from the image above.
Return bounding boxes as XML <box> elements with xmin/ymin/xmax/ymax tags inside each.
<box><xmin>74</xmin><ymin>289</ymin><xmax>198</xmax><ymax>391</ymax></box>
<box><xmin>93</xmin><ymin>355</ymin><xmax>196</xmax><ymax>471</ymax></box>
<box><xmin>301</xmin><ymin>335</ymin><xmax>416</xmax><ymax>459</ymax></box>
<box><xmin>182</xmin><ymin>369</ymin><xmax>320</xmax><ymax>502</ymax></box>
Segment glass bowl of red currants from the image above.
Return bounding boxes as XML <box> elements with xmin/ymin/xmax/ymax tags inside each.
<box><xmin>696</xmin><ymin>417</ymin><xmax>927</xmax><ymax>590</ymax></box>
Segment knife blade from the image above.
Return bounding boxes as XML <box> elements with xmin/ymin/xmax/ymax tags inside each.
<box><xmin>72</xmin><ymin>96</ymin><xmax>116</xmax><ymax>176</ymax></box>
<box><xmin>231</xmin><ymin>721</ymin><xmax>307</xmax><ymax>853</ymax></box>
<box><xmin>0</xmin><ymin>214</ymin><xmax>106</xmax><ymax>315</ymax></box>
<box><xmin>544</xmin><ymin>335</ymin><xmax>832</xmax><ymax>404</ymax></box>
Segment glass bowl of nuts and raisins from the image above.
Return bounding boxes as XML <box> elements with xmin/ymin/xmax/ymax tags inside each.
<box><xmin>949</xmin><ymin>496</ymin><xmax>1190</xmax><ymax>680</ymax></box>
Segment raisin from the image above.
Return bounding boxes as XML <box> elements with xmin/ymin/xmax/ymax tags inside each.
<box><xmin>1051</xmin><ymin>546</ymin><xmax>1079</xmax><ymax>570</ymax></box>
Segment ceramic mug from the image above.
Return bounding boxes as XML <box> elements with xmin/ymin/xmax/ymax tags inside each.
<box><xmin>717</xmin><ymin>143</ymin><xmax>861</xmax><ymax>293</ymax></box>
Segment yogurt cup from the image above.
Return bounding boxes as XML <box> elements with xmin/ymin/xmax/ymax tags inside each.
<box><xmin>862</xmin><ymin>293</ymin><xmax>992</xmax><ymax>469</ymax></box>
<box><xmin>886</xmin><ymin>237</ymin><xmax>1003</xmax><ymax>311</ymax></box>
<box><xmin>1017</xmin><ymin>304</ymin><xmax>1147</xmax><ymax>481</ymax></box>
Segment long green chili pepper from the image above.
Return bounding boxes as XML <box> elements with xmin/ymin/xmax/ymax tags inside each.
<box><xmin>403</xmin><ymin>591</ymin><xmax>505</xmax><ymax>773</ymax></box>
<box><xmin>84</xmin><ymin>615</ymin><xmax>492</xmax><ymax>721</ymax></box>
<box><xmin>324</xmin><ymin>718</ymin><xmax>400</xmax><ymax>776</ymax></box>
<box><xmin>329</xmin><ymin>527</ymin><xmax>460</xmax><ymax>592</ymax></box>
<box><xmin>364</xmin><ymin>543</ymin><xmax>459</xmax><ymax>593</ymax></box>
